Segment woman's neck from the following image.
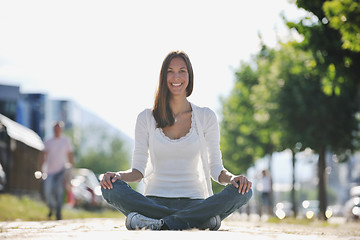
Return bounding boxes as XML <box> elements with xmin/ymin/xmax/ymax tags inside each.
<box><xmin>169</xmin><ymin>96</ymin><xmax>191</xmax><ymax>115</ymax></box>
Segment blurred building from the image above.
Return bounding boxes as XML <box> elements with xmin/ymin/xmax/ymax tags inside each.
<box><xmin>0</xmin><ymin>84</ymin><xmax>20</xmax><ymax>121</ymax></box>
<box><xmin>0</xmin><ymin>113</ymin><xmax>44</xmax><ymax>193</ymax></box>
<box><xmin>17</xmin><ymin>93</ymin><xmax>48</xmax><ymax>139</ymax></box>
<box><xmin>0</xmin><ymin>82</ymin><xmax>132</xmax><ymax>194</ymax></box>
<box><xmin>0</xmin><ymin>84</ymin><xmax>83</xmax><ymax>141</ymax></box>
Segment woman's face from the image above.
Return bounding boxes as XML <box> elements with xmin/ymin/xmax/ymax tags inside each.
<box><xmin>166</xmin><ymin>57</ymin><xmax>189</xmax><ymax>97</ymax></box>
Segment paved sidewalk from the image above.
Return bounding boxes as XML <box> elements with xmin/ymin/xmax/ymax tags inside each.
<box><xmin>1</xmin><ymin>217</ymin><xmax>359</xmax><ymax>240</ymax></box>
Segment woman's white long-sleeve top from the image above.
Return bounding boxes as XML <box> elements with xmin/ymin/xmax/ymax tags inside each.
<box><xmin>131</xmin><ymin>102</ymin><xmax>226</xmax><ymax>198</ymax></box>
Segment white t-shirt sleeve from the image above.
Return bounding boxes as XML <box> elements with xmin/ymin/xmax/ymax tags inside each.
<box><xmin>203</xmin><ymin>108</ymin><xmax>226</xmax><ymax>184</ymax></box>
<box><xmin>131</xmin><ymin>110</ymin><xmax>149</xmax><ymax>177</ymax></box>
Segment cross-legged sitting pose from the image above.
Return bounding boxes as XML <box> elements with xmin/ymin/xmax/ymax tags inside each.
<box><xmin>100</xmin><ymin>50</ymin><xmax>252</xmax><ymax>230</ymax></box>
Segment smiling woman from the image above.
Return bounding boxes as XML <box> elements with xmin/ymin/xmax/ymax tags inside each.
<box><xmin>167</xmin><ymin>58</ymin><xmax>189</xmax><ymax>93</ymax></box>
<box><xmin>99</xmin><ymin>50</ymin><xmax>253</xmax><ymax>231</ymax></box>
<box><xmin>153</xmin><ymin>51</ymin><xmax>194</xmax><ymax>128</ymax></box>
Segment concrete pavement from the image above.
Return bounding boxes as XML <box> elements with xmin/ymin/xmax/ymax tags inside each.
<box><xmin>1</xmin><ymin>215</ymin><xmax>359</xmax><ymax>240</ymax></box>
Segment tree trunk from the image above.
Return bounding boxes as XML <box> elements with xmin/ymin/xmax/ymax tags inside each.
<box><xmin>317</xmin><ymin>146</ymin><xmax>328</xmax><ymax>220</ymax></box>
<box><xmin>357</xmin><ymin>82</ymin><xmax>360</xmax><ymax>111</ymax></box>
<box><xmin>291</xmin><ymin>150</ymin><xmax>297</xmax><ymax>217</ymax></box>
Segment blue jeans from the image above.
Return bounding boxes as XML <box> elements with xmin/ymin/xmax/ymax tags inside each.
<box><xmin>101</xmin><ymin>180</ymin><xmax>252</xmax><ymax>230</ymax></box>
<box><xmin>43</xmin><ymin>169</ymin><xmax>65</xmax><ymax>217</ymax></box>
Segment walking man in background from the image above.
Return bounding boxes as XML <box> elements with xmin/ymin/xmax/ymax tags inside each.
<box><xmin>41</xmin><ymin>121</ymin><xmax>74</xmax><ymax>220</ymax></box>
<box><xmin>260</xmin><ymin>169</ymin><xmax>272</xmax><ymax>216</ymax></box>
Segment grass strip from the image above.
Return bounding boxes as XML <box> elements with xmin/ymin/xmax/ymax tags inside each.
<box><xmin>0</xmin><ymin>193</ymin><xmax>121</xmax><ymax>221</ymax></box>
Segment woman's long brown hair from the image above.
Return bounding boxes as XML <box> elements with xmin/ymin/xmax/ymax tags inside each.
<box><xmin>153</xmin><ymin>51</ymin><xmax>194</xmax><ymax>128</ymax></box>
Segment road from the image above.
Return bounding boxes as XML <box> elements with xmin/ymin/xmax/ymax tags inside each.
<box><xmin>1</xmin><ymin>215</ymin><xmax>359</xmax><ymax>240</ymax></box>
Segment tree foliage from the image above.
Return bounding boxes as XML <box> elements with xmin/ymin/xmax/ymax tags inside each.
<box><xmin>77</xmin><ymin>136</ymin><xmax>130</xmax><ymax>175</ymax></box>
<box><xmin>288</xmin><ymin>0</ymin><xmax>360</xmax><ymax>101</ymax></box>
<box><xmin>275</xmin><ymin>42</ymin><xmax>358</xmax><ymax>154</ymax></box>
<box><xmin>220</xmin><ymin>45</ymin><xmax>284</xmax><ymax>175</ymax></box>
<box><xmin>283</xmin><ymin>0</ymin><xmax>360</xmax><ymax>220</ymax></box>
<box><xmin>220</xmin><ymin>63</ymin><xmax>261</xmax><ymax>174</ymax></box>
<box><xmin>221</xmin><ymin>0</ymin><xmax>360</xmax><ymax>220</ymax></box>
<box><xmin>73</xmin><ymin>126</ymin><xmax>131</xmax><ymax>175</ymax></box>
<box><xmin>323</xmin><ymin>0</ymin><xmax>360</xmax><ymax>52</ymax></box>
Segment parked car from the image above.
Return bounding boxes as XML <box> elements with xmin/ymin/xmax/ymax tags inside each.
<box><xmin>68</xmin><ymin>168</ymin><xmax>105</xmax><ymax>209</ymax></box>
<box><xmin>344</xmin><ymin>186</ymin><xmax>360</xmax><ymax>221</ymax></box>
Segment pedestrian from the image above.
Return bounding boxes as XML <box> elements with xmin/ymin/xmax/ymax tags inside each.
<box><xmin>100</xmin><ymin>51</ymin><xmax>252</xmax><ymax>230</ymax></box>
<box><xmin>260</xmin><ymin>169</ymin><xmax>272</xmax><ymax>216</ymax></box>
<box><xmin>41</xmin><ymin>121</ymin><xmax>74</xmax><ymax>220</ymax></box>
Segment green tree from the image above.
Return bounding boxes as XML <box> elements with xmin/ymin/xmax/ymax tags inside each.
<box><xmin>259</xmin><ymin>43</ymin><xmax>310</xmax><ymax>217</ymax></box>
<box><xmin>284</xmin><ymin>0</ymin><xmax>360</xmax><ymax>220</ymax></box>
<box><xmin>220</xmin><ymin>63</ymin><xmax>262</xmax><ymax>175</ymax></box>
<box><xmin>289</xmin><ymin>0</ymin><xmax>360</xmax><ymax>102</ymax></box>
<box><xmin>75</xmin><ymin>126</ymin><xmax>131</xmax><ymax>175</ymax></box>
<box><xmin>220</xmin><ymin>45</ymin><xmax>285</xmax><ymax>207</ymax></box>
<box><xmin>252</xmin><ymin>44</ymin><xmax>311</xmax><ymax>217</ymax></box>
<box><xmin>77</xmin><ymin>136</ymin><xmax>130</xmax><ymax>175</ymax></box>
<box><xmin>323</xmin><ymin>0</ymin><xmax>360</xmax><ymax>52</ymax></box>
<box><xmin>251</xmin><ymin>45</ymin><xmax>285</xmax><ymax>170</ymax></box>
<box><xmin>275</xmin><ymin>40</ymin><xmax>358</xmax><ymax>220</ymax></box>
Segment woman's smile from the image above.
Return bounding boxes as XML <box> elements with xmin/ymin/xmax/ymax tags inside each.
<box><xmin>167</xmin><ymin>57</ymin><xmax>189</xmax><ymax>96</ymax></box>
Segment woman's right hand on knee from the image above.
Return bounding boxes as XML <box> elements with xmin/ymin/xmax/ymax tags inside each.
<box><xmin>100</xmin><ymin>172</ymin><xmax>121</xmax><ymax>189</ymax></box>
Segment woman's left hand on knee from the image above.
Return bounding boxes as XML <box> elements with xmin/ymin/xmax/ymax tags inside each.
<box><xmin>230</xmin><ymin>175</ymin><xmax>252</xmax><ymax>195</ymax></box>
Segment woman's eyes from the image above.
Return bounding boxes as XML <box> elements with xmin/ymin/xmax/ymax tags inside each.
<box><xmin>167</xmin><ymin>69</ymin><xmax>187</xmax><ymax>73</ymax></box>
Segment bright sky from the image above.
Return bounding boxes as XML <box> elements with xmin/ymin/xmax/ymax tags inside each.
<box><xmin>0</xmin><ymin>0</ymin><xmax>306</xmax><ymax>139</ymax></box>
